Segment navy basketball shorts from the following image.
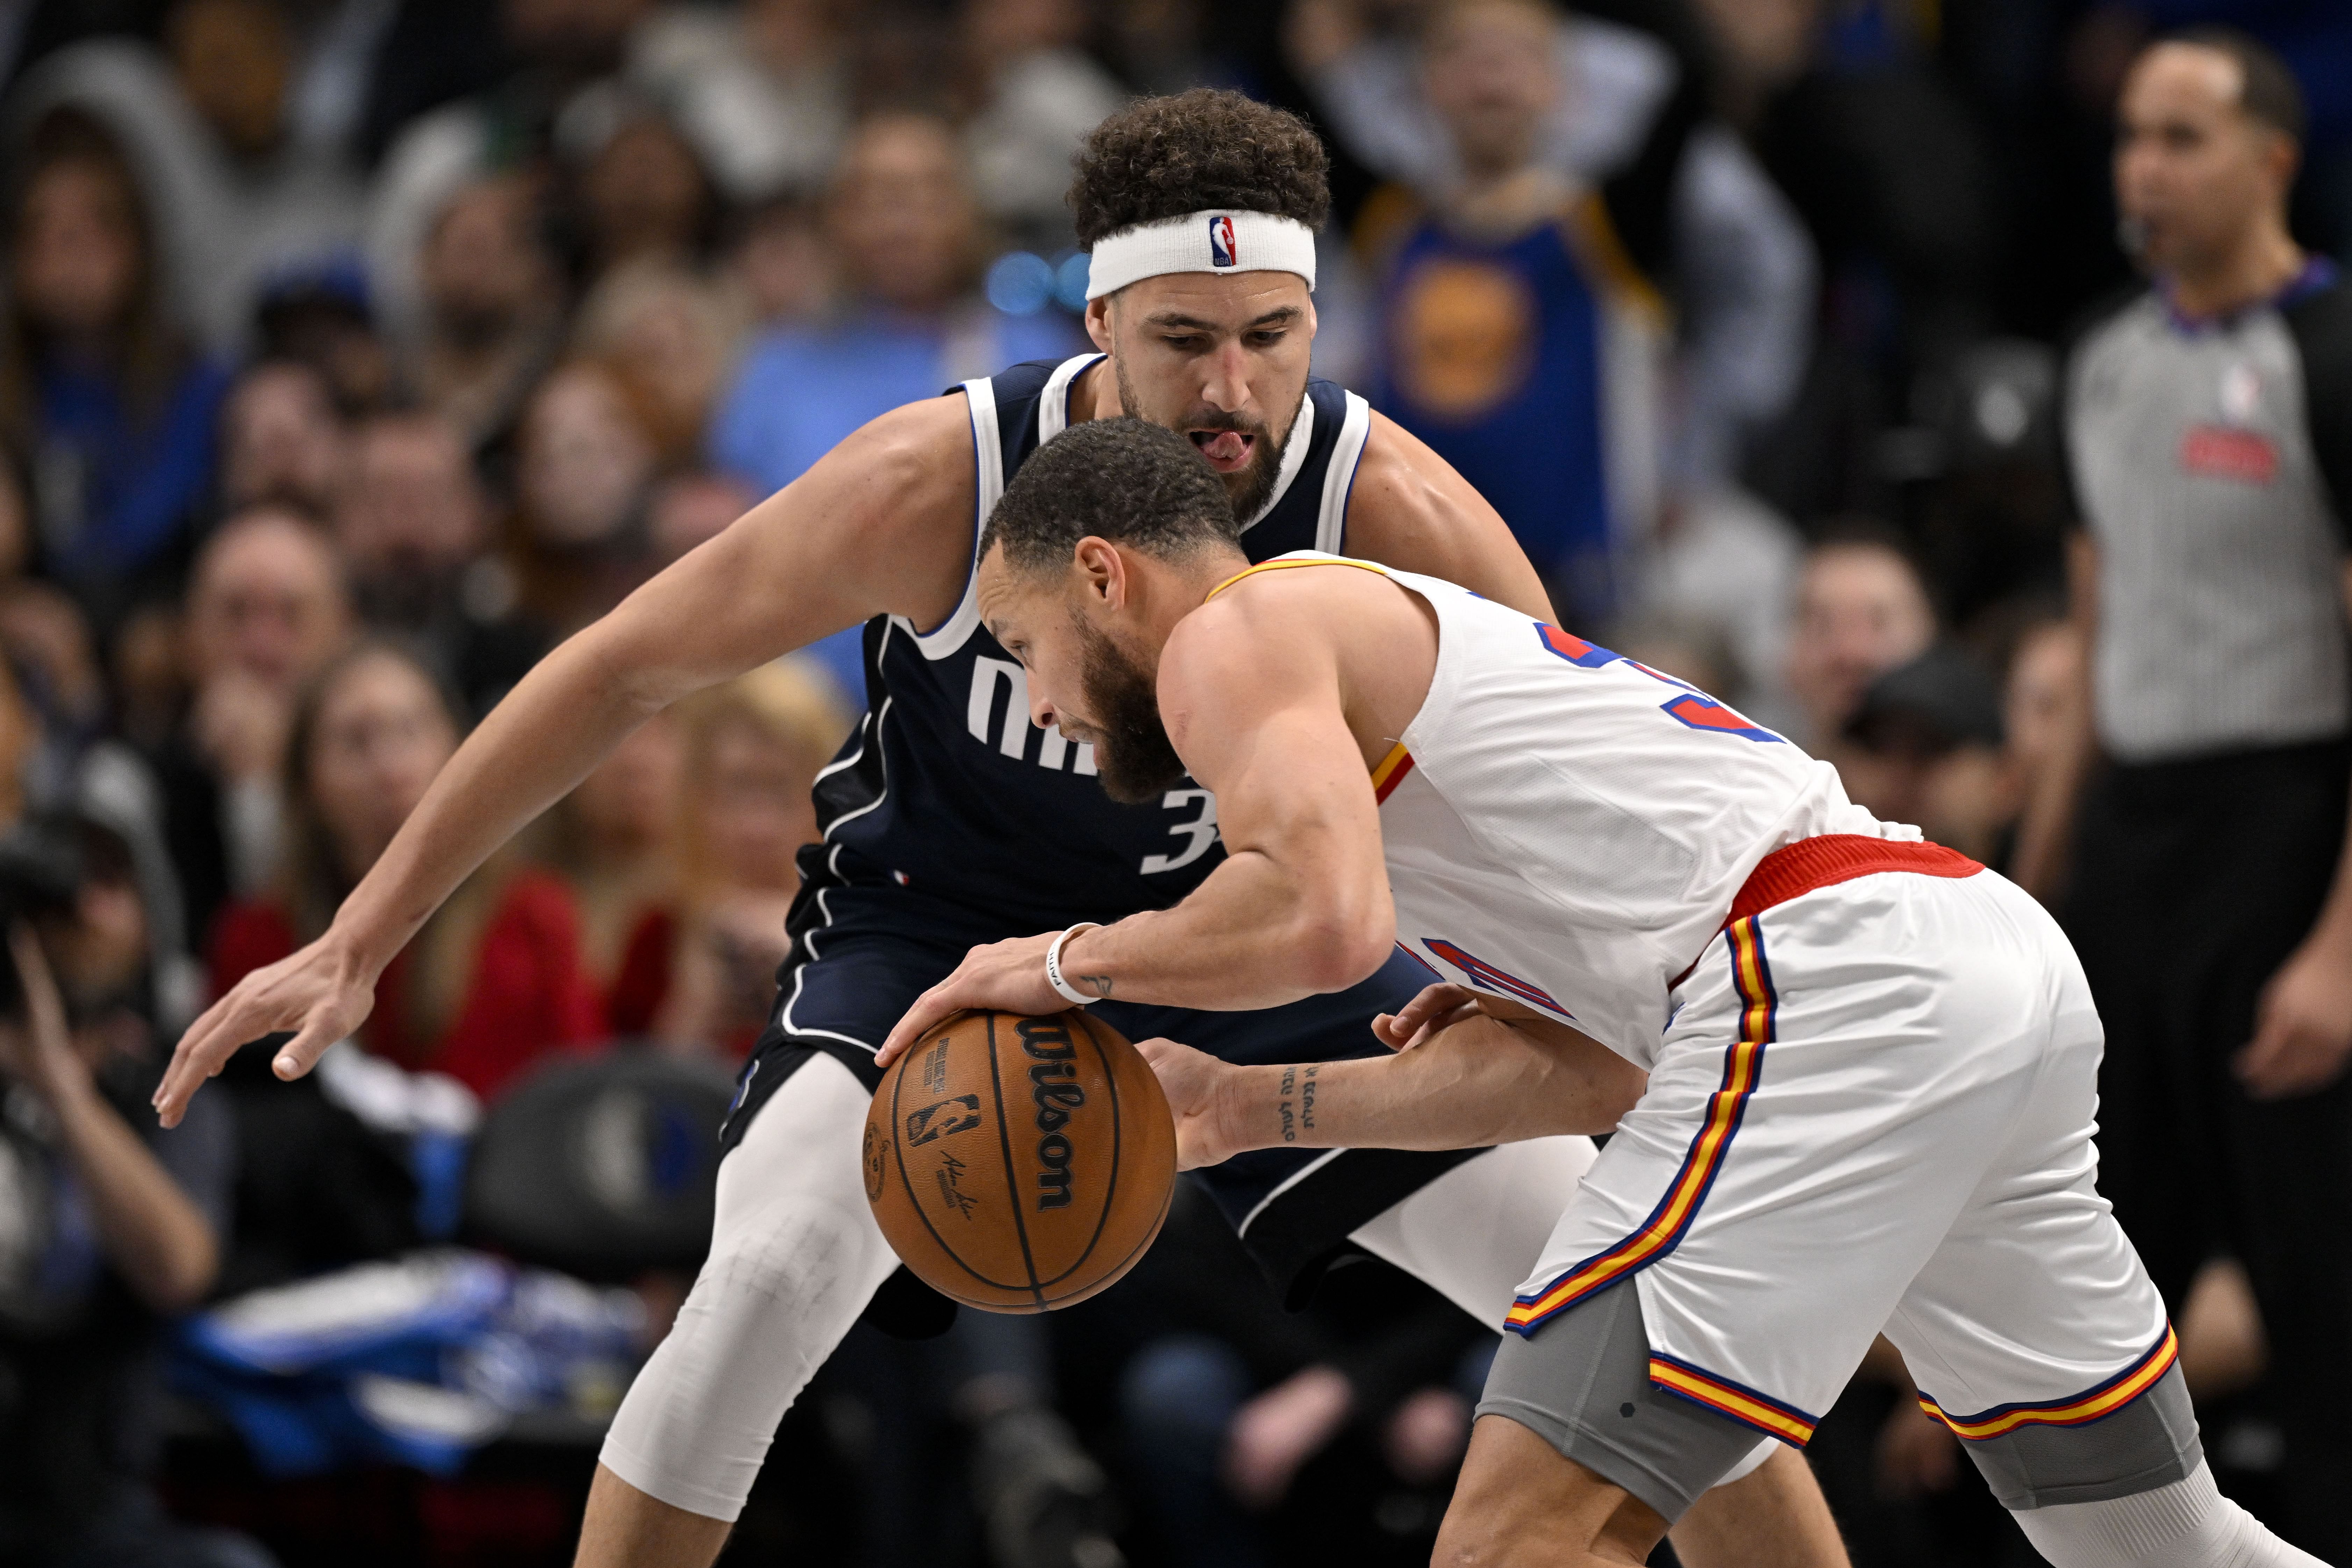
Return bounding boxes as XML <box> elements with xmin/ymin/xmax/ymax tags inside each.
<box><xmin>718</xmin><ymin>881</ymin><xmax>1480</xmax><ymax>1305</ymax></box>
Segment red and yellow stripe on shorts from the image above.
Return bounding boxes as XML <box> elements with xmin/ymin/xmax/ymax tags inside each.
<box><xmin>1503</xmin><ymin>916</ymin><xmax>1777</xmax><ymax>1336</ymax></box>
<box><xmin>1919</xmin><ymin>1326</ymin><xmax>2181</xmax><ymax>1440</ymax></box>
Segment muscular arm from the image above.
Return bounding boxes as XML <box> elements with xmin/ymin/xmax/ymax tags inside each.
<box><xmin>157</xmin><ymin>395</ymin><xmax>979</xmax><ymax>1123</ymax></box>
<box><xmin>1344</xmin><ymin>413</ymin><xmax>1556</xmax><ymax>621</ymax></box>
<box><xmin>1146</xmin><ymin>1000</ymin><xmax>1646</xmax><ymax>1169</ymax></box>
<box><xmin>1064</xmin><ymin>598</ymin><xmax>1396</xmax><ymax>1009</ymax></box>
<box><xmin>876</xmin><ymin>582</ymin><xmax>1401</xmax><ymax>1062</ymax></box>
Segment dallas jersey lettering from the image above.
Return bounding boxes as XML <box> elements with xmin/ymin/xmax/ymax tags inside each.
<box><xmin>1213</xmin><ymin>554</ymin><xmax>1894</xmax><ymax>1064</ymax></box>
<box><xmin>797</xmin><ymin>355</ymin><xmax>1371</xmax><ymax>936</ymax></box>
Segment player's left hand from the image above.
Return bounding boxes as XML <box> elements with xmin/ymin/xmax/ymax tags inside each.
<box><xmin>2237</xmin><ymin>934</ymin><xmax>2352</xmax><ymax>1099</ymax></box>
<box><xmin>876</xmin><ymin>932</ymin><xmax>1065</xmax><ymax>1069</ymax></box>
<box><xmin>1372</xmin><ymin>983</ymin><xmax>1481</xmax><ymax>1050</ymax></box>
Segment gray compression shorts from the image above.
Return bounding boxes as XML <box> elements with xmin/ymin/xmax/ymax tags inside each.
<box><xmin>1475</xmin><ymin>1280</ymin><xmax>1765</xmax><ymax>1522</ymax></box>
<box><xmin>1476</xmin><ymin>1279</ymin><xmax>2206</xmax><ymax>1522</ymax></box>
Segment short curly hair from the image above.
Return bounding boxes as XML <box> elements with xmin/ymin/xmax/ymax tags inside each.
<box><xmin>1068</xmin><ymin>89</ymin><xmax>1331</xmax><ymax>247</ymax></box>
<box><xmin>980</xmin><ymin>419</ymin><xmax>1239</xmax><ymax>574</ymax></box>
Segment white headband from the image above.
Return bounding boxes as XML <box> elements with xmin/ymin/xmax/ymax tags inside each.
<box><xmin>1085</xmin><ymin>210</ymin><xmax>1318</xmax><ymax>301</ymax></box>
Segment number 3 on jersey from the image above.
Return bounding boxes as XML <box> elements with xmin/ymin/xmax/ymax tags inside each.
<box><xmin>1144</xmin><ymin>789</ymin><xmax>1218</xmax><ymax>874</ymax></box>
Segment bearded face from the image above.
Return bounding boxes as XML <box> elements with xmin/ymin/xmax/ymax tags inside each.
<box><xmin>1114</xmin><ymin>347</ymin><xmax>1300</xmax><ymax>525</ymax></box>
<box><xmin>1070</xmin><ymin>609</ymin><xmax>1188</xmax><ymax>804</ymax></box>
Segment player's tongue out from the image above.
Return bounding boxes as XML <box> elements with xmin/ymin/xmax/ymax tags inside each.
<box><xmin>1191</xmin><ymin>429</ymin><xmax>1253</xmax><ymax>470</ymax></box>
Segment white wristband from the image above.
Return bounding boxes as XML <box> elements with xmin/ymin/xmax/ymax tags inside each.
<box><xmin>1045</xmin><ymin>923</ymin><xmax>1102</xmax><ymax>1008</ymax></box>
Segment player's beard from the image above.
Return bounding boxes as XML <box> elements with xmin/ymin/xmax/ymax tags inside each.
<box><xmin>1117</xmin><ymin>354</ymin><xmax>1300</xmax><ymax>523</ymax></box>
<box><xmin>1071</xmin><ymin>611</ymin><xmax>1188</xmax><ymax>805</ymax></box>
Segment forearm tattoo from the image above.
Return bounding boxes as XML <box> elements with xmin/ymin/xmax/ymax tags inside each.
<box><xmin>1276</xmin><ymin>1063</ymin><xmax>1320</xmax><ymax>1143</ymax></box>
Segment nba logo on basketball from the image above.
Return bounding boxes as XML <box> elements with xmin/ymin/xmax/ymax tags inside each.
<box><xmin>1208</xmin><ymin>215</ymin><xmax>1237</xmax><ymax>267</ymax></box>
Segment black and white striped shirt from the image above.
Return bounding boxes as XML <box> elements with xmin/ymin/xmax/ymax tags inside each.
<box><xmin>2067</xmin><ymin>261</ymin><xmax>2352</xmax><ymax>762</ymax></box>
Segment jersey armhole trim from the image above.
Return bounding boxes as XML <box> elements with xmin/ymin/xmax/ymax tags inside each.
<box><xmin>910</xmin><ymin>381</ymin><xmax>998</xmax><ymax>657</ymax></box>
<box><xmin>1316</xmin><ymin>392</ymin><xmax>1373</xmax><ymax>554</ymax></box>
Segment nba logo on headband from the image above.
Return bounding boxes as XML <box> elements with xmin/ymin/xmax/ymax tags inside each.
<box><xmin>1085</xmin><ymin>209</ymin><xmax>1314</xmax><ymax>299</ymax></box>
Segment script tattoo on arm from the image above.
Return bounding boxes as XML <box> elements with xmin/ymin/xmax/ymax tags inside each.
<box><xmin>1275</xmin><ymin>1063</ymin><xmax>1320</xmax><ymax>1143</ymax></box>
<box><xmin>1081</xmin><ymin>974</ymin><xmax>1114</xmax><ymax>999</ymax></box>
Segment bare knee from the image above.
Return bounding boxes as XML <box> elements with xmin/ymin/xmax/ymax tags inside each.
<box><xmin>1432</xmin><ymin>1415</ymin><xmax>1666</xmax><ymax>1568</ymax></box>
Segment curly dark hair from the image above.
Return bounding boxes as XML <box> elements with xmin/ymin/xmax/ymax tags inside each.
<box><xmin>981</xmin><ymin>418</ymin><xmax>1239</xmax><ymax>574</ymax></box>
<box><xmin>1068</xmin><ymin>89</ymin><xmax>1331</xmax><ymax>246</ymax></box>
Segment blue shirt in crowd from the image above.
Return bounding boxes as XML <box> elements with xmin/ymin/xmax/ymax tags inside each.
<box><xmin>711</xmin><ymin>305</ymin><xmax>1081</xmax><ymax>706</ymax></box>
<box><xmin>37</xmin><ymin>355</ymin><xmax>233</xmax><ymax>595</ymax></box>
<box><xmin>1369</xmin><ymin>200</ymin><xmax>1618</xmax><ymax>615</ymax></box>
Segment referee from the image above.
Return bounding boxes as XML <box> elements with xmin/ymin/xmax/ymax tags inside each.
<box><xmin>2036</xmin><ymin>30</ymin><xmax>2352</xmax><ymax>1557</ymax></box>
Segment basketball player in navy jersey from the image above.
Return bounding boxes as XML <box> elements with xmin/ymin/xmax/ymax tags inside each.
<box><xmin>154</xmin><ymin>92</ymin><xmax>1843</xmax><ymax>1567</ymax></box>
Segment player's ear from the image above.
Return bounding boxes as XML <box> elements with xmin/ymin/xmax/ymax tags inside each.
<box><xmin>1075</xmin><ymin>537</ymin><xmax>1125</xmax><ymax>607</ymax></box>
<box><xmin>1085</xmin><ymin>295</ymin><xmax>1115</xmax><ymax>355</ymax></box>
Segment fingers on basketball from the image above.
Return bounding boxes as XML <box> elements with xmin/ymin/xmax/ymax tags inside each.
<box><xmin>863</xmin><ymin>1008</ymin><xmax>1178</xmax><ymax>1314</ymax></box>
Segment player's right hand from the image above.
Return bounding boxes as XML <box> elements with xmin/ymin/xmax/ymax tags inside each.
<box><xmin>152</xmin><ymin>933</ymin><xmax>379</xmax><ymax>1127</ymax></box>
<box><xmin>1133</xmin><ymin>1035</ymin><xmax>1240</xmax><ymax>1169</ymax></box>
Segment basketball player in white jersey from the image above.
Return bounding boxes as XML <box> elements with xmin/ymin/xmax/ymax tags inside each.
<box><xmin>884</xmin><ymin>417</ymin><xmax>2329</xmax><ymax>1568</ymax></box>
<box><xmin>154</xmin><ymin>93</ymin><xmax>1841</xmax><ymax>1568</ymax></box>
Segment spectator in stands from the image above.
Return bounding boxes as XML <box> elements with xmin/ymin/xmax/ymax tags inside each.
<box><xmin>151</xmin><ymin>509</ymin><xmax>350</xmax><ymax>955</ymax></box>
<box><xmin>654</xmin><ymin>660</ymin><xmax>848</xmax><ymax>1056</ymax></box>
<box><xmin>1116</xmin><ymin>1185</ymin><xmax>1490</xmax><ymax>1568</ymax></box>
<box><xmin>251</xmin><ymin>265</ymin><xmax>393</xmax><ymax>418</ymax></box>
<box><xmin>208</xmin><ymin>640</ymin><xmax>600</xmax><ymax>1101</ymax></box>
<box><xmin>0</xmin><ymin>108</ymin><xmax>231</xmax><ymax>621</ymax></box>
<box><xmin>1296</xmin><ymin>0</ymin><xmax>1814</xmax><ymax>488</ymax></box>
<box><xmin>2001</xmin><ymin>611</ymin><xmax>2083</xmax><ymax>871</ymax></box>
<box><xmin>333</xmin><ymin>407</ymin><xmax>545</xmax><ymax>721</ymax></box>
<box><xmin>217</xmin><ymin>358</ymin><xmax>348</xmax><ymax>519</ymax></box>
<box><xmin>562</xmin><ymin>94</ymin><xmax>720</xmax><ymax>289</ymax></box>
<box><xmin>572</xmin><ymin>262</ymin><xmax>748</xmax><ymax>467</ymax></box>
<box><xmin>1781</xmin><ymin>529</ymin><xmax>1935</xmax><ymax>754</ymax></box>
<box><xmin>625</xmin><ymin>0</ymin><xmax>849</xmax><ymax>206</ymax></box>
<box><xmin>1837</xmin><ymin>643</ymin><xmax>2015</xmax><ymax>865</ymax></box>
<box><xmin>957</xmin><ymin>0</ymin><xmax>1127</xmax><ymax>250</ymax></box>
<box><xmin>403</xmin><ymin>174</ymin><xmax>566</xmax><ymax>453</ymax></box>
<box><xmin>2040</xmin><ymin>33</ymin><xmax>2352</xmax><ymax>1554</ymax></box>
<box><xmin>725</xmin><ymin>196</ymin><xmax>834</xmax><ymax>328</ymax></box>
<box><xmin>8</xmin><ymin>0</ymin><xmax>367</xmax><ymax>358</ymax></box>
<box><xmin>709</xmin><ymin>112</ymin><xmax>1079</xmax><ymax>700</ymax></box>
<box><xmin>510</xmin><ymin>359</ymin><xmax>663</xmax><ymax>636</ymax></box>
<box><xmin>544</xmin><ymin>713</ymin><xmax>684</xmax><ymax>1039</ymax></box>
<box><xmin>0</xmin><ymin>823</ymin><xmax>267</xmax><ymax>1568</ymax></box>
<box><xmin>1362</xmin><ymin>0</ymin><xmax>1672</xmax><ymax>623</ymax></box>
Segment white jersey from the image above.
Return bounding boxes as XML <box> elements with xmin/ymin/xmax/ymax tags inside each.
<box><xmin>1213</xmin><ymin>553</ymin><xmax>1899</xmax><ymax>1064</ymax></box>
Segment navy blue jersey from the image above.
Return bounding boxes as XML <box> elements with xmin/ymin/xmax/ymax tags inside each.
<box><xmin>731</xmin><ymin>357</ymin><xmax>1481</xmax><ymax>1309</ymax></box>
<box><xmin>792</xmin><ymin>353</ymin><xmax>1371</xmax><ymax>949</ymax></box>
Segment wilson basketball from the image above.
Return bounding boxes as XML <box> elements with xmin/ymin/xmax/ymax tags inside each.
<box><xmin>863</xmin><ymin>1009</ymin><xmax>1177</xmax><ymax>1313</ymax></box>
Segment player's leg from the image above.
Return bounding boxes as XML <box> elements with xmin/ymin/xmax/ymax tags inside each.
<box><xmin>584</xmin><ymin>1051</ymin><xmax>902</xmax><ymax>1567</ymax></box>
<box><xmin>1887</xmin><ymin>877</ymin><xmax>2327</xmax><ymax>1567</ymax></box>
<box><xmin>1149</xmin><ymin>960</ymin><xmax>1846</xmax><ymax>1567</ymax></box>
<box><xmin>1435</xmin><ymin>870</ymin><xmax>2101</xmax><ymax>1566</ymax></box>
<box><xmin>1347</xmin><ymin>1138</ymin><xmax>1836</xmax><ymax>1567</ymax></box>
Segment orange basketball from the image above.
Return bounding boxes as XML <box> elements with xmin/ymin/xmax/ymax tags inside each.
<box><xmin>863</xmin><ymin>1009</ymin><xmax>1177</xmax><ymax>1312</ymax></box>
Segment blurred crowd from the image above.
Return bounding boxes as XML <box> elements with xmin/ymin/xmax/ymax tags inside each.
<box><xmin>0</xmin><ymin>0</ymin><xmax>2343</xmax><ymax>1564</ymax></box>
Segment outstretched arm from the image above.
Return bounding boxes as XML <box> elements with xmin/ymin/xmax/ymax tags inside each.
<box><xmin>1142</xmin><ymin>984</ymin><xmax>1647</xmax><ymax>1168</ymax></box>
<box><xmin>157</xmin><ymin>395</ymin><xmax>979</xmax><ymax>1124</ymax></box>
